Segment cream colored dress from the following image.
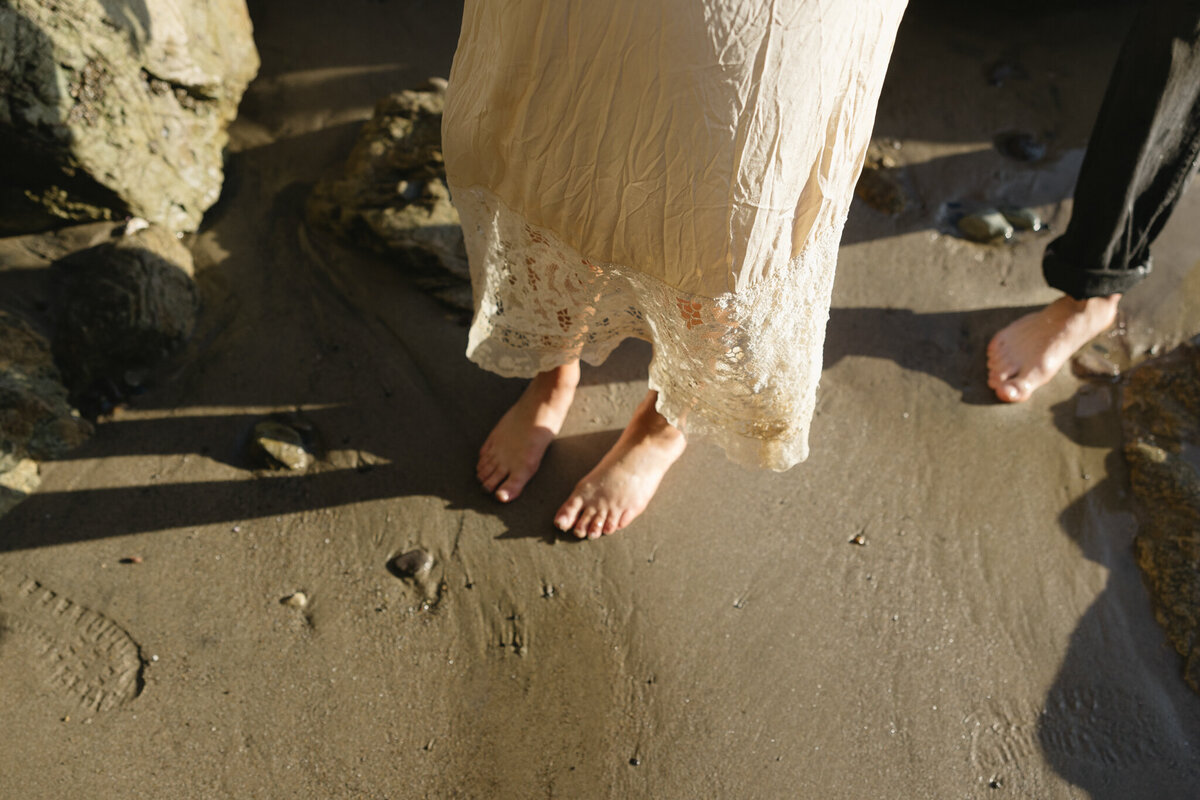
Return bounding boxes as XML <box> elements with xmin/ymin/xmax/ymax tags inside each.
<box><xmin>443</xmin><ymin>0</ymin><xmax>908</xmax><ymax>470</ymax></box>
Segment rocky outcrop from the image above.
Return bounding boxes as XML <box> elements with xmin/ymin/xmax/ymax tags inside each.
<box><xmin>306</xmin><ymin>82</ymin><xmax>471</xmax><ymax>310</ymax></box>
<box><xmin>53</xmin><ymin>221</ymin><xmax>198</xmax><ymax>412</ymax></box>
<box><xmin>0</xmin><ymin>0</ymin><xmax>259</xmax><ymax>234</ymax></box>
<box><xmin>1120</xmin><ymin>342</ymin><xmax>1200</xmax><ymax>694</ymax></box>
<box><xmin>0</xmin><ymin>310</ymin><xmax>93</xmax><ymax>515</ymax></box>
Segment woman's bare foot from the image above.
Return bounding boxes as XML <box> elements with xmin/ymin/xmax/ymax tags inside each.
<box><xmin>987</xmin><ymin>293</ymin><xmax>1121</xmax><ymax>402</ymax></box>
<box><xmin>478</xmin><ymin>361</ymin><xmax>580</xmax><ymax>502</ymax></box>
<box><xmin>554</xmin><ymin>390</ymin><xmax>687</xmax><ymax>539</ymax></box>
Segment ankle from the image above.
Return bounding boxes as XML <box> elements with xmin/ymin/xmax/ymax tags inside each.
<box><xmin>1062</xmin><ymin>293</ymin><xmax>1121</xmax><ymax>314</ymax></box>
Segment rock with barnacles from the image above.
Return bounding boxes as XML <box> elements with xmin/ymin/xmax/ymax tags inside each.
<box><xmin>0</xmin><ymin>310</ymin><xmax>92</xmax><ymax>518</ymax></box>
<box><xmin>306</xmin><ymin>82</ymin><xmax>471</xmax><ymax>310</ymax></box>
<box><xmin>1121</xmin><ymin>341</ymin><xmax>1200</xmax><ymax>694</ymax></box>
<box><xmin>0</xmin><ymin>0</ymin><xmax>259</xmax><ymax>234</ymax></box>
<box><xmin>0</xmin><ymin>310</ymin><xmax>92</xmax><ymax>462</ymax></box>
<box><xmin>854</xmin><ymin>145</ymin><xmax>906</xmax><ymax>215</ymax></box>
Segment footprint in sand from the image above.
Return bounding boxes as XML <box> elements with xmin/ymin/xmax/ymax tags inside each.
<box><xmin>0</xmin><ymin>569</ymin><xmax>144</xmax><ymax>712</ymax></box>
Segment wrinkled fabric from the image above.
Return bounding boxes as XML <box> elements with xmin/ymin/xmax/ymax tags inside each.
<box><xmin>444</xmin><ymin>0</ymin><xmax>907</xmax><ymax>469</ymax></box>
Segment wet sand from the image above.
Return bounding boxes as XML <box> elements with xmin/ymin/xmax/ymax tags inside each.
<box><xmin>2</xmin><ymin>1</ymin><xmax>1199</xmax><ymax>797</ymax></box>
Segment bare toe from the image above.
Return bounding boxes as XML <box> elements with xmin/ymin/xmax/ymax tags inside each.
<box><xmin>997</xmin><ymin>379</ymin><xmax>1028</xmax><ymax>403</ymax></box>
<box><xmin>555</xmin><ymin>495</ymin><xmax>584</xmax><ymax>532</ymax></box>
<box><xmin>574</xmin><ymin>508</ymin><xmax>597</xmax><ymax>538</ymax></box>
<box><xmin>495</xmin><ymin>471</ymin><xmax>532</xmax><ymax>503</ymax></box>
<box><xmin>587</xmin><ymin>511</ymin><xmax>607</xmax><ymax>539</ymax></box>
<box><xmin>482</xmin><ymin>468</ymin><xmax>507</xmax><ymax>493</ymax></box>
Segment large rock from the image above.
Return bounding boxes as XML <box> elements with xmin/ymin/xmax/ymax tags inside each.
<box><xmin>53</xmin><ymin>221</ymin><xmax>198</xmax><ymax>409</ymax></box>
<box><xmin>306</xmin><ymin>83</ymin><xmax>471</xmax><ymax>310</ymax></box>
<box><xmin>0</xmin><ymin>309</ymin><xmax>93</xmax><ymax>516</ymax></box>
<box><xmin>0</xmin><ymin>0</ymin><xmax>259</xmax><ymax>234</ymax></box>
<box><xmin>1121</xmin><ymin>342</ymin><xmax>1200</xmax><ymax>695</ymax></box>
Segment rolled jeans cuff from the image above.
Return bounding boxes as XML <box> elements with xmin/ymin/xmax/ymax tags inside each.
<box><xmin>1042</xmin><ymin>239</ymin><xmax>1152</xmax><ymax>300</ymax></box>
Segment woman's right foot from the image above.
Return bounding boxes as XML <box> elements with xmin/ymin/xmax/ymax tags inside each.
<box><xmin>478</xmin><ymin>361</ymin><xmax>580</xmax><ymax>502</ymax></box>
<box><xmin>987</xmin><ymin>293</ymin><xmax>1121</xmax><ymax>402</ymax></box>
<box><xmin>554</xmin><ymin>390</ymin><xmax>687</xmax><ymax>539</ymax></box>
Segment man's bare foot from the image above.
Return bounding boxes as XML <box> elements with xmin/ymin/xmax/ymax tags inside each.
<box><xmin>554</xmin><ymin>390</ymin><xmax>687</xmax><ymax>539</ymax></box>
<box><xmin>987</xmin><ymin>293</ymin><xmax>1121</xmax><ymax>403</ymax></box>
<box><xmin>478</xmin><ymin>361</ymin><xmax>580</xmax><ymax>502</ymax></box>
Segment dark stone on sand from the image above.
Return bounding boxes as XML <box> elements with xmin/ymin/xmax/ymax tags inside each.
<box><xmin>52</xmin><ymin>222</ymin><xmax>197</xmax><ymax>410</ymax></box>
<box><xmin>993</xmin><ymin>130</ymin><xmax>1046</xmax><ymax>163</ymax></box>
<box><xmin>1120</xmin><ymin>341</ymin><xmax>1200</xmax><ymax>695</ymax></box>
<box><xmin>854</xmin><ymin>164</ymin><xmax>906</xmax><ymax>215</ymax></box>
<box><xmin>389</xmin><ymin>549</ymin><xmax>434</xmax><ymax>580</ymax></box>
<box><xmin>306</xmin><ymin>82</ymin><xmax>471</xmax><ymax>310</ymax></box>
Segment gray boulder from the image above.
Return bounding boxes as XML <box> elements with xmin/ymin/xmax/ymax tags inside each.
<box><xmin>306</xmin><ymin>83</ymin><xmax>471</xmax><ymax>309</ymax></box>
<box><xmin>0</xmin><ymin>0</ymin><xmax>259</xmax><ymax>234</ymax></box>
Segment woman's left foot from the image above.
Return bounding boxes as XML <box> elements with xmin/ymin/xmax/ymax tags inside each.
<box><xmin>554</xmin><ymin>390</ymin><xmax>686</xmax><ymax>539</ymax></box>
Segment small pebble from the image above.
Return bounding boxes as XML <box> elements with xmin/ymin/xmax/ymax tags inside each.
<box><xmin>282</xmin><ymin>591</ymin><xmax>308</xmax><ymax>609</ymax></box>
<box><xmin>390</xmin><ymin>549</ymin><xmax>434</xmax><ymax>579</ymax></box>
<box><xmin>849</xmin><ymin>533</ymin><xmax>867</xmax><ymax>546</ymax></box>
<box><xmin>957</xmin><ymin>210</ymin><xmax>1013</xmax><ymax>243</ymax></box>
<box><xmin>252</xmin><ymin>420</ymin><xmax>314</xmax><ymax>471</ymax></box>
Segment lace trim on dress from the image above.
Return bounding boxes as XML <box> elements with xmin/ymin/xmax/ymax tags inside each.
<box><xmin>456</xmin><ymin>185</ymin><xmax>842</xmax><ymax>471</ymax></box>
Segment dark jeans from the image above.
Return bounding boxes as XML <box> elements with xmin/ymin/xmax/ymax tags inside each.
<box><xmin>1044</xmin><ymin>0</ymin><xmax>1200</xmax><ymax>299</ymax></box>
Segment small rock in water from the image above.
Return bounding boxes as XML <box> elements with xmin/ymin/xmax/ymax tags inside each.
<box><xmin>282</xmin><ymin>591</ymin><xmax>308</xmax><ymax>609</ymax></box>
<box><xmin>1000</xmin><ymin>207</ymin><xmax>1043</xmax><ymax>232</ymax></box>
<box><xmin>957</xmin><ymin>210</ymin><xmax>1013</xmax><ymax>243</ymax></box>
<box><xmin>390</xmin><ymin>549</ymin><xmax>434</xmax><ymax>579</ymax></box>
<box><xmin>994</xmin><ymin>130</ymin><xmax>1046</xmax><ymax>162</ymax></box>
<box><xmin>253</xmin><ymin>421</ymin><xmax>314</xmax><ymax>471</ymax></box>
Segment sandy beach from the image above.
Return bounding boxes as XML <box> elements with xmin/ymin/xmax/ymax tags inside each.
<box><xmin>2</xmin><ymin>1</ymin><xmax>1199</xmax><ymax>797</ymax></box>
